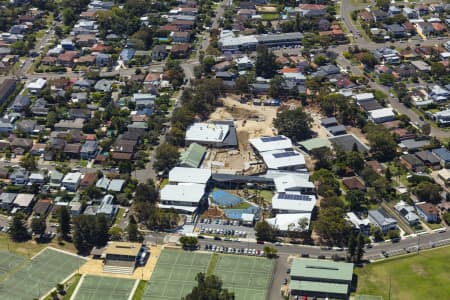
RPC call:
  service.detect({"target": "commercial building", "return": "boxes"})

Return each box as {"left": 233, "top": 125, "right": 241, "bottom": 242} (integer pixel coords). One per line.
{"left": 289, "top": 258, "right": 354, "bottom": 299}
{"left": 273, "top": 173, "right": 315, "bottom": 194}
{"left": 168, "top": 167, "right": 212, "bottom": 185}
{"left": 179, "top": 143, "right": 207, "bottom": 168}
{"left": 159, "top": 183, "right": 207, "bottom": 213}
{"left": 249, "top": 135, "right": 293, "bottom": 153}
{"left": 103, "top": 242, "right": 145, "bottom": 275}
{"left": 185, "top": 121, "right": 237, "bottom": 148}
{"left": 271, "top": 192, "right": 316, "bottom": 213}
{"left": 218, "top": 31, "right": 303, "bottom": 51}
{"left": 260, "top": 150, "right": 306, "bottom": 171}
{"left": 267, "top": 213, "right": 311, "bottom": 232}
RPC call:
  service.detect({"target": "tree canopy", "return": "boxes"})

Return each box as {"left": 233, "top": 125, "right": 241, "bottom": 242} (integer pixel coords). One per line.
{"left": 182, "top": 273, "right": 234, "bottom": 300}
{"left": 255, "top": 221, "right": 277, "bottom": 242}
{"left": 273, "top": 108, "right": 312, "bottom": 142}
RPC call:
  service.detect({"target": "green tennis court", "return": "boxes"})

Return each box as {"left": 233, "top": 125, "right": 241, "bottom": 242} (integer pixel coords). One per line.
{"left": 0, "top": 251, "right": 25, "bottom": 278}
{"left": 142, "top": 249, "right": 211, "bottom": 300}
{"left": 213, "top": 255, "right": 275, "bottom": 300}
{"left": 74, "top": 275, "right": 136, "bottom": 300}
{"left": 0, "top": 248, "right": 85, "bottom": 300}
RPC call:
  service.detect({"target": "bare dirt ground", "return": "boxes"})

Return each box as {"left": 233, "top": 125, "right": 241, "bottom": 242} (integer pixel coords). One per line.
{"left": 208, "top": 95, "right": 278, "bottom": 174}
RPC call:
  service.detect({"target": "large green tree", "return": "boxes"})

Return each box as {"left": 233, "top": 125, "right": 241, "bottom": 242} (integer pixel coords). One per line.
{"left": 153, "top": 143, "right": 180, "bottom": 173}
{"left": 273, "top": 108, "right": 312, "bottom": 142}
{"left": 9, "top": 212, "right": 30, "bottom": 242}
{"left": 59, "top": 206, "right": 71, "bottom": 241}
{"left": 414, "top": 182, "right": 442, "bottom": 204}
{"left": 255, "top": 46, "right": 278, "bottom": 78}
{"left": 314, "top": 207, "right": 352, "bottom": 247}
{"left": 31, "top": 217, "right": 46, "bottom": 236}
{"left": 365, "top": 124, "right": 397, "bottom": 162}
{"left": 182, "top": 273, "right": 234, "bottom": 300}
{"left": 127, "top": 216, "right": 141, "bottom": 242}
{"left": 255, "top": 221, "right": 277, "bottom": 242}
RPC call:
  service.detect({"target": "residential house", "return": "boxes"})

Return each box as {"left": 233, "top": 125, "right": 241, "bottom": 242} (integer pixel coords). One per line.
{"left": 416, "top": 202, "right": 439, "bottom": 223}
{"left": 368, "top": 108, "right": 395, "bottom": 124}
{"left": 62, "top": 172, "right": 82, "bottom": 192}
{"left": 119, "top": 48, "right": 135, "bottom": 64}
{"left": 57, "top": 51, "right": 79, "bottom": 67}
{"left": 432, "top": 147, "right": 450, "bottom": 168}
{"left": 152, "top": 45, "right": 168, "bottom": 60}
{"left": 69, "top": 108, "right": 91, "bottom": 120}
{"left": 26, "top": 78, "right": 46, "bottom": 94}
{"left": 416, "top": 22, "right": 433, "bottom": 36}
{"left": 298, "top": 4, "right": 326, "bottom": 17}
{"left": 433, "top": 109, "right": 450, "bottom": 126}
{"left": 11, "top": 95, "right": 31, "bottom": 112}
{"left": 13, "top": 193, "right": 35, "bottom": 212}
{"left": 10, "top": 138, "right": 33, "bottom": 155}
{"left": 415, "top": 150, "right": 441, "bottom": 170}
{"left": 342, "top": 176, "right": 366, "bottom": 191}
{"left": 63, "top": 144, "right": 81, "bottom": 159}
{"left": 95, "top": 53, "right": 111, "bottom": 67}
{"left": 54, "top": 118, "right": 84, "bottom": 131}
{"left": 33, "top": 199, "right": 53, "bottom": 217}
{"left": 170, "top": 43, "right": 191, "bottom": 58}
{"left": 400, "top": 154, "right": 426, "bottom": 172}
{"left": 111, "top": 139, "right": 136, "bottom": 161}
{"left": 394, "top": 201, "right": 420, "bottom": 225}
{"left": 80, "top": 173, "right": 97, "bottom": 189}
{"left": 388, "top": 5, "right": 402, "bottom": 16}
{"left": 368, "top": 209, "right": 397, "bottom": 233}
{"left": 80, "top": 140, "right": 99, "bottom": 160}
{"left": 49, "top": 170, "right": 64, "bottom": 189}
{"left": 346, "top": 212, "right": 371, "bottom": 235}
{"left": 10, "top": 168, "right": 30, "bottom": 185}
{"left": 372, "top": 10, "right": 389, "bottom": 22}
{"left": 0, "top": 119, "right": 13, "bottom": 133}
{"left": 386, "top": 24, "right": 405, "bottom": 37}
{"left": 94, "top": 79, "right": 113, "bottom": 92}
{"left": 0, "top": 79, "right": 17, "bottom": 106}
{"left": 0, "top": 193, "right": 17, "bottom": 210}
{"left": 28, "top": 172, "right": 46, "bottom": 185}
{"left": 430, "top": 85, "right": 449, "bottom": 103}
{"left": 403, "top": 7, "right": 418, "bottom": 19}
{"left": 171, "top": 31, "right": 191, "bottom": 43}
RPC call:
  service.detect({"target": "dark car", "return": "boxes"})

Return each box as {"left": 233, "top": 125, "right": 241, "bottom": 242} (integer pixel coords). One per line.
{"left": 256, "top": 240, "right": 264, "bottom": 244}
{"left": 214, "top": 236, "right": 222, "bottom": 241}
{"left": 301, "top": 253, "right": 309, "bottom": 258}
{"left": 318, "top": 255, "right": 326, "bottom": 259}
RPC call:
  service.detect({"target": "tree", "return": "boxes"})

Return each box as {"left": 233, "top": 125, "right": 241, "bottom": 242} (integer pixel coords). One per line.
{"left": 371, "top": 226, "right": 384, "bottom": 242}
{"left": 360, "top": 52, "right": 378, "bottom": 69}
{"left": 73, "top": 215, "right": 110, "bottom": 253}
{"left": 95, "top": 214, "right": 110, "bottom": 247}
{"left": 20, "top": 153, "right": 36, "bottom": 171}
{"left": 414, "top": 182, "right": 442, "bottom": 204}
{"left": 376, "top": 0, "right": 390, "bottom": 10}
{"left": 9, "top": 212, "right": 30, "bottom": 242}
{"left": 346, "top": 190, "right": 367, "bottom": 212}
{"left": 273, "top": 108, "right": 312, "bottom": 142}
{"left": 263, "top": 246, "right": 278, "bottom": 258}
{"left": 62, "top": 8, "right": 76, "bottom": 26}
{"left": 255, "top": 46, "right": 278, "bottom": 78}
{"left": 179, "top": 236, "right": 198, "bottom": 250}
{"left": 135, "top": 180, "right": 158, "bottom": 203}
{"left": 379, "top": 73, "right": 395, "bottom": 86}
{"left": 153, "top": 143, "right": 180, "bottom": 173}
{"left": 202, "top": 56, "right": 216, "bottom": 73}
{"left": 431, "top": 62, "right": 446, "bottom": 78}
{"left": 127, "top": 216, "right": 141, "bottom": 242}
{"left": 365, "top": 124, "right": 397, "bottom": 162}
{"left": 268, "top": 75, "right": 285, "bottom": 98}
{"left": 235, "top": 76, "right": 249, "bottom": 95}
{"left": 182, "top": 273, "right": 234, "bottom": 300}
{"left": 356, "top": 233, "right": 365, "bottom": 261}
{"left": 421, "top": 123, "right": 431, "bottom": 136}
{"left": 313, "top": 207, "right": 352, "bottom": 246}
{"left": 46, "top": 111, "right": 58, "bottom": 128}
{"left": 59, "top": 206, "right": 71, "bottom": 241}
{"left": 347, "top": 232, "right": 356, "bottom": 261}
{"left": 387, "top": 229, "right": 400, "bottom": 240}
{"left": 255, "top": 221, "right": 276, "bottom": 242}
{"left": 31, "top": 217, "right": 46, "bottom": 236}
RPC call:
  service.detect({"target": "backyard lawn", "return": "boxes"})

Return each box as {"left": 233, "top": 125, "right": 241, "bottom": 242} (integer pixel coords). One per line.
{"left": 355, "top": 246, "right": 450, "bottom": 300}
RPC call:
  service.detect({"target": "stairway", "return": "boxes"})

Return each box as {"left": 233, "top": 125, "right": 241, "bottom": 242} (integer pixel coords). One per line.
{"left": 102, "top": 265, "right": 134, "bottom": 275}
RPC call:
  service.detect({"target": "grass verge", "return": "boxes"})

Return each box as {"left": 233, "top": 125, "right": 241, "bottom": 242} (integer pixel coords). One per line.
{"left": 114, "top": 208, "right": 125, "bottom": 225}
{"left": 206, "top": 253, "right": 218, "bottom": 276}
{"left": 132, "top": 280, "right": 148, "bottom": 300}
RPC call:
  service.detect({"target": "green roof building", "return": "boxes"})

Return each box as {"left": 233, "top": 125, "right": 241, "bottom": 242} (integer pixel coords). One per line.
{"left": 289, "top": 258, "right": 354, "bottom": 299}
{"left": 179, "top": 143, "right": 207, "bottom": 168}
{"left": 298, "top": 138, "right": 331, "bottom": 153}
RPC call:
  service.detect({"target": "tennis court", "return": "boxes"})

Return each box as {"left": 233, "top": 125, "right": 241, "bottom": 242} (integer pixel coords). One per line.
{"left": 74, "top": 275, "right": 136, "bottom": 300}
{"left": 0, "top": 248, "right": 85, "bottom": 300}
{"left": 213, "top": 255, "right": 275, "bottom": 300}
{"left": 0, "top": 251, "right": 25, "bottom": 278}
{"left": 142, "top": 249, "right": 211, "bottom": 300}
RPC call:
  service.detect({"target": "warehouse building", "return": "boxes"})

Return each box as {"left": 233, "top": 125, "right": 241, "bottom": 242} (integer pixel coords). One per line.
{"left": 289, "top": 258, "right": 354, "bottom": 299}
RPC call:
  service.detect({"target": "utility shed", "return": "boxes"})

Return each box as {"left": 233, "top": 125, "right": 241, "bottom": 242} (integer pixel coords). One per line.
{"left": 289, "top": 258, "right": 354, "bottom": 299}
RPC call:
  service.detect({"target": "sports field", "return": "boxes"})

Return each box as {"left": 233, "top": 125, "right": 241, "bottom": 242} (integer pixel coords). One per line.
{"left": 0, "top": 248, "right": 85, "bottom": 300}
{"left": 213, "top": 255, "right": 275, "bottom": 300}
{"left": 0, "top": 251, "right": 25, "bottom": 278}
{"left": 73, "top": 275, "right": 136, "bottom": 300}
{"left": 142, "top": 249, "right": 211, "bottom": 300}
{"left": 355, "top": 246, "right": 450, "bottom": 300}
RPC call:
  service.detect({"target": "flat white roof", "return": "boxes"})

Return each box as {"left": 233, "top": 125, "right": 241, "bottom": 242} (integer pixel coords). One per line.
{"left": 160, "top": 183, "right": 205, "bottom": 203}
{"left": 267, "top": 213, "right": 311, "bottom": 231}
{"left": 346, "top": 212, "right": 370, "bottom": 227}
{"left": 355, "top": 93, "right": 374, "bottom": 102}
{"left": 13, "top": 193, "right": 34, "bottom": 207}
{"left": 249, "top": 135, "right": 293, "bottom": 153}
{"left": 185, "top": 123, "right": 230, "bottom": 143}
{"left": 62, "top": 172, "right": 82, "bottom": 183}
{"left": 273, "top": 173, "right": 314, "bottom": 192}
{"left": 272, "top": 192, "right": 316, "bottom": 213}
{"left": 261, "top": 150, "right": 305, "bottom": 170}
{"left": 169, "top": 167, "right": 212, "bottom": 184}
{"left": 368, "top": 107, "right": 395, "bottom": 119}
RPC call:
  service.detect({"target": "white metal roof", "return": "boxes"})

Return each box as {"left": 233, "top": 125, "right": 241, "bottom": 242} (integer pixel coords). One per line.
{"left": 249, "top": 135, "right": 293, "bottom": 153}
{"left": 26, "top": 78, "right": 46, "bottom": 90}
{"left": 261, "top": 150, "right": 305, "bottom": 170}
{"left": 274, "top": 173, "right": 314, "bottom": 192}
{"left": 271, "top": 192, "right": 316, "bottom": 213}
{"left": 355, "top": 93, "right": 374, "bottom": 102}
{"left": 160, "top": 183, "right": 205, "bottom": 203}
{"left": 13, "top": 193, "right": 34, "bottom": 207}
{"left": 368, "top": 107, "right": 395, "bottom": 119}
{"left": 185, "top": 123, "right": 230, "bottom": 143}
{"left": 62, "top": 172, "right": 82, "bottom": 184}
{"left": 267, "top": 213, "right": 311, "bottom": 231}
{"left": 169, "top": 167, "right": 212, "bottom": 184}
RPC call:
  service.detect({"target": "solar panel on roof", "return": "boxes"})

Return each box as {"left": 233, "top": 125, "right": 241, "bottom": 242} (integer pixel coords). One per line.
{"left": 261, "top": 136, "right": 286, "bottom": 142}
{"left": 278, "top": 193, "right": 312, "bottom": 201}
{"left": 273, "top": 151, "right": 299, "bottom": 158}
